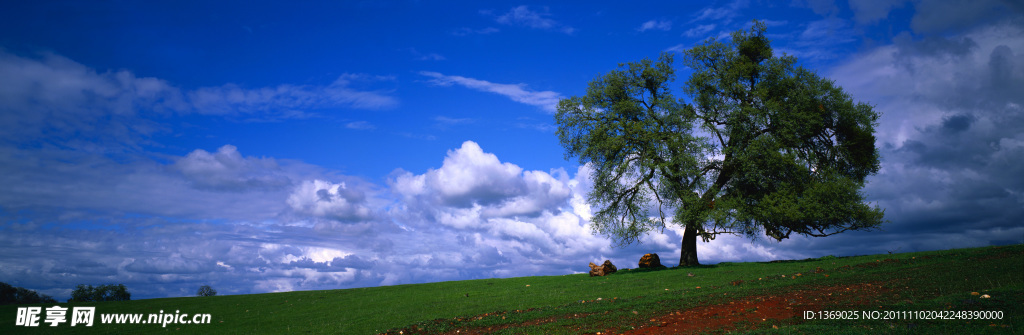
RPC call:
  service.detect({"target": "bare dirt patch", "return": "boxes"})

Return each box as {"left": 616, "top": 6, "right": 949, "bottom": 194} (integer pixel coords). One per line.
{"left": 399, "top": 281, "right": 897, "bottom": 335}
{"left": 621, "top": 282, "right": 894, "bottom": 335}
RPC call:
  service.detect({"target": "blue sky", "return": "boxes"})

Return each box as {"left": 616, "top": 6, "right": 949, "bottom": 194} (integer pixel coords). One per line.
{"left": 1, "top": 0, "right": 1022, "bottom": 300}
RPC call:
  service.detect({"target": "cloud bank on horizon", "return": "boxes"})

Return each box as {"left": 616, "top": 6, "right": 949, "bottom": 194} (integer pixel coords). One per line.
{"left": 0, "top": 0, "right": 1021, "bottom": 300}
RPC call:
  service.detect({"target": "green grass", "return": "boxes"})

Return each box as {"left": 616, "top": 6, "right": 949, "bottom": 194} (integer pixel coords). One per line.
{"left": 2, "top": 244, "right": 1021, "bottom": 334}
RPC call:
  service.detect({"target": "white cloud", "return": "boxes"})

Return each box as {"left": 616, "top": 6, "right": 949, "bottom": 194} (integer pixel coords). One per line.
{"left": 433, "top": 116, "right": 474, "bottom": 125}
{"left": 665, "top": 44, "right": 688, "bottom": 54}
{"left": 345, "top": 121, "right": 376, "bottom": 130}
{"left": 408, "top": 48, "right": 446, "bottom": 61}
{"left": 387, "top": 141, "right": 612, "bottom": 267}
{"left": 8, "top": 133, "right": 1019, "bottom": 301}
{"left": 683, "top": 24, "right": 716, "bottom": 38}
{"left": 189, "top": 74, "right": 398, "bottom": 115}
{"left": 491, "top": 5, "right": 575, "bottom": 34}
{"left": 799, "top": 18, "right": 856, "bottom": 44}
{"left": 638, "top": 19, "right": 672, "bottom": 32}
{"left": 392, "top": 141, "right": 526, "bottom": 207}
{"left": 419, "top": 71, "right": 563, "bottom": 112}
{"left": 691, "top": 0, "right": 746, "bottom": 23}
{"left": 692, "top": 7, "right": 733, "bottom": 22}
{"left": 0, "top": 51, "right": 186, "bottom": 117}
{"left": 0, "top": 50, "right": 398, "bottom": 148}
{"left": 419, "top": 53, "right": 446, "bottom": 61}
{"left": 287, "top": 179, "right": 375, "bottom": 223}
{"left": 0, "top": 51, "right": 183, "bottom": 148}
{"left": 827, "top": 21, "right": 1024, "bottom": 251}
{"left": 452, "top": 27, "right": 500, "bottom": 36}
{"left": 830, "top": 23, "right": 1024, "bottom": 147}
{"left": 175, "top": 145, "right": 292, "bottom": 191}
{"left": 514, "top": 121, "right": 556, "bottom": 133}
{"left": 759, "top": 19, "right": 789, "bottom": 27}
{"left": 0, "top": 146, "right": 295, "bottom": 222}
{"left": 778, "top": 18, "right": 858, "bottom": 61}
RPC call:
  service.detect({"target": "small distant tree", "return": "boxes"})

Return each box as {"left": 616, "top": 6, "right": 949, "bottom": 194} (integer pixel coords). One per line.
{"left": 68, "top": 284, "right": 131, "bottom": 302}
{"left": 197, "top": 285, "right": 217, "bottom": 297}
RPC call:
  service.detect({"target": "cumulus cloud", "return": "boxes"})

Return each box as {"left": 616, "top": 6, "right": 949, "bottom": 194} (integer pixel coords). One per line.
{"left": 175, "top": 145, "right": 292, "bottom": 191}
{"left": 827, "top": 21, "right": 1024, "bottom": 249}
{"left": 388, "top": 142, "right": 575, "bottom": 222}
{"left": 419, "top": 71, "right": 563, "bottom": 112}
{"left": 392, "top": 141, "right": 527, "bottom": 209}
{"left": 388, "top": 141, "right": 613, "bottom": 269}
{"left": 287, "top": 179, "right": 375, "bottom": 223}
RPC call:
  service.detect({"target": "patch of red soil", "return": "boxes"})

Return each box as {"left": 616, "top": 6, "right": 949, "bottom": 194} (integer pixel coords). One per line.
{"left": 383, "top": 276, "right": 903, "bottom": 334}
{"left": 621, "top": 282, "right": 892, "bottom": 335}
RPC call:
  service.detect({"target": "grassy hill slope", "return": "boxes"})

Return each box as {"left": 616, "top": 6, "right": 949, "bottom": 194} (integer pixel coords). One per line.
{"left": 2, "top": 244, "right": 1021, "bottom": 334}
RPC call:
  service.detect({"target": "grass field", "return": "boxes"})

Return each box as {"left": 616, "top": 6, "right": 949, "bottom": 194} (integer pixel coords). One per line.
{"left": 2, "top": 244, "right": 1021, "bottom": 334}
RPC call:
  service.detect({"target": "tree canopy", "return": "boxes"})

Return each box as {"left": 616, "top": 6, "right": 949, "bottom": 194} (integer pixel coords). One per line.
{"left": 555, "top": 21, "right": 885, "bottom": 266}
{"left": 197, "top": 285, "right": 217, "bottom": 297}
{"left": 68, "top": 284, "right": 131, "bottom": 302}
{"left": 0, "top": 282, "right": 57, "bottom": 305}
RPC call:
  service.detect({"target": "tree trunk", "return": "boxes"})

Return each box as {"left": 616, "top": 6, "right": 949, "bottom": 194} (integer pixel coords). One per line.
{"left": 679, "top": 223, "right": 700, "bottom": 266}
{"left": 677, "top": 160, "right": 730, "bottom": 267}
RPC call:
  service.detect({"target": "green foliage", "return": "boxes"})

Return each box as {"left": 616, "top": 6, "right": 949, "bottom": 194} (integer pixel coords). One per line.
{"left": 197, "top": 285, "right": 217, "bottom": 297}
{"left": 0, "top": 282, "right": 57, "bottom": 305}
{"left": 555, "top": 20, "right": 885, "bottom": 262}
{"left": 68, "top": 284, "right": 131, "bottom": 302}
{"left": 556, "top": 51, "right": 710, "bottom": 246}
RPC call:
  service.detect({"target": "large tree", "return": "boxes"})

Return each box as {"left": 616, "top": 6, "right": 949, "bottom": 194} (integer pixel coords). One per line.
{"left": 555, "top": 21, "right": 885, "bottom": 266}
